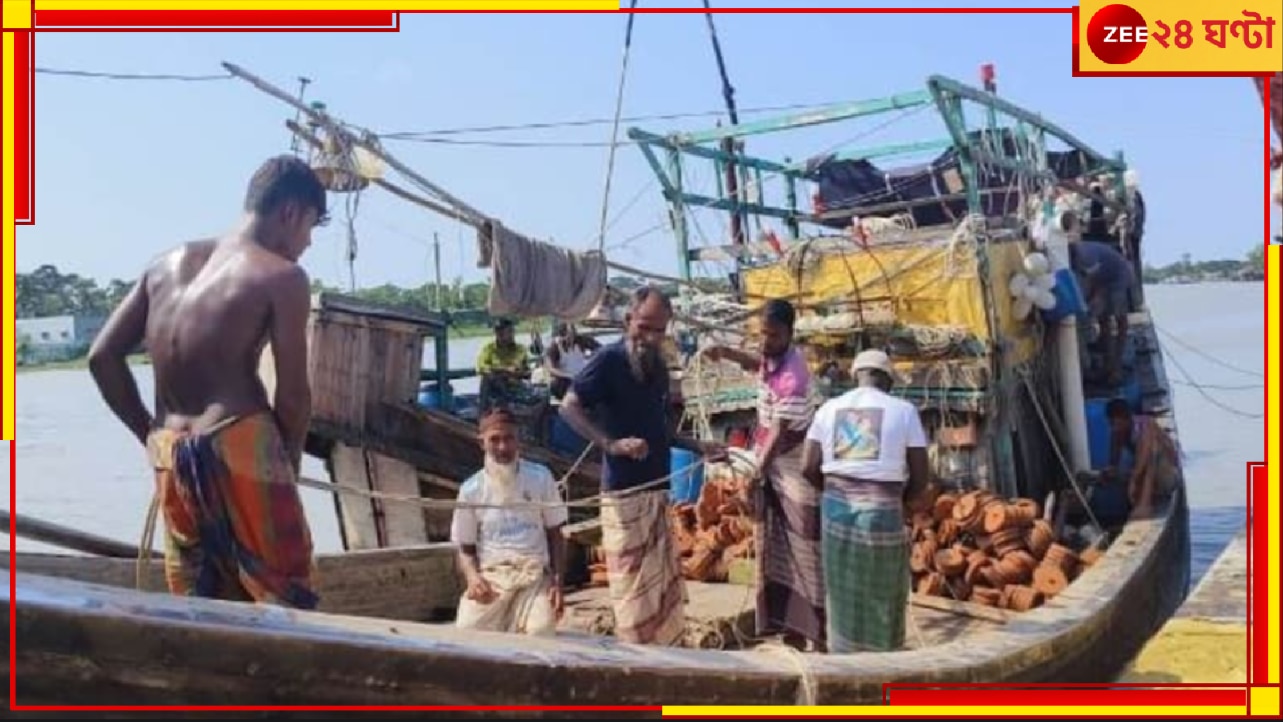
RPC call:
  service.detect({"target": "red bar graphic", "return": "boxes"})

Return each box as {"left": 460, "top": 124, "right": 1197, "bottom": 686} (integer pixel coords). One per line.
{"left": 887, "top": 688, "right": 1247, "bottom": 706}
{"left": 1251, "top": 464, "right": 1267, "bottom": 683}
{"left": 34, "top": 10, "right": 397, "bottom": 28}
{"left": 13, "top": 31, "right": 32, "bottom": 224}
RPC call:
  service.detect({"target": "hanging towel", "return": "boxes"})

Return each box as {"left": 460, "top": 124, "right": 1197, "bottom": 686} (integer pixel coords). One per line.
{"left": 478, "top": 219, "right": 608, "bottom": 320}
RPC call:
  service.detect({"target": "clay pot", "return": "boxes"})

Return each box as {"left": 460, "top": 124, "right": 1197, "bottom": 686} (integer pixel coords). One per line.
{"left": 1044, "top": 543, "right": 1081, "bottom": 576}
{"left": 971, "top": 586, "right": 1002, "bottom": 607}
{"left": 967, "top": 549, "right": 988, "bottom": 568}
{"left": 918, "top": 572, "right": 946, "bottom": 596}
{"left": 910, "top": 544, "right": 931, "bottom": 574}
{"left": 938, "top": 518, "right": 960, "bottom": 546}
{"left": 982, "top": 563, "right": 1010, "bottom": 588}
{"left": 1015, "top": 498, "right": 1041, "bottom": 519}
{"left": 935, "top": 548, "right": 967, "bottom": 576}
{"left": 989, "top": 528, "right": 1026, "bottom": 557}
{"left": 1033, "top": 564, "right": 1069, "bottom": 597}
{"left": 996, "top": 554, "right": 1033, "bottom": 585}
{"left": 1081, "top": 547, "right": 1103, "bottom": 567}
{"left": 1026, "top": 519, "right": 1054, "bottom": 559}
{"left": 952, "top": 492, "right": 984, "bottom": 532}
{"left": 965, "top": 558, "right": 991, "bottom": 585}
{"left": 1003, "top": 550, "right": 1038, "bottom": 577}
{"left": 920, "top": 538, "right": 940, "bottom": 562}
{"left": 1004, "top": 584, "right": 1045, "bottom": 612}
{"left": 983, "top": 502, "right": 1037, "bottom": 534}
{"left": 933, "top": 493, "right": 957, "bottom": 522}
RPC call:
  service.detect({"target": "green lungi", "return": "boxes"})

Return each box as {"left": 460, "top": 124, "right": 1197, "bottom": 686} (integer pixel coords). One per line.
{"left": 821, "top": 474, "right": 910, "bottom": 653}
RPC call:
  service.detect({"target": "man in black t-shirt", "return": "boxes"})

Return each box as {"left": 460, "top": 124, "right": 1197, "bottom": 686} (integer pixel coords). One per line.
{"left": 559, "top": 285, "right": 724, "bottom": 645}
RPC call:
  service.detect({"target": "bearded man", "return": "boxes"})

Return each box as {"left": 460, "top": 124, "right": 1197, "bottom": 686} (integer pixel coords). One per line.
{"left": 450, "top": 408, "right": 568, "bottom": 636}
{"left": 559, "top": 285, "right": 726, "bottom": 646}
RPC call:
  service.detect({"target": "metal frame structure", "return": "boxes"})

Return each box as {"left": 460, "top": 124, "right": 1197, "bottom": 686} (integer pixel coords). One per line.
{"left": 627, "top": 72, "right": 1132, "bottom": 285}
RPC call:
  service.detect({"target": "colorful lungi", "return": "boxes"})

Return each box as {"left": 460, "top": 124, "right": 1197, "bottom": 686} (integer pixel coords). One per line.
{"left": 821, "top": 475, "right": 910, "bottom": 653}
{"left": 599, "top": 488, "right": 687, "bottom": 645}
{"left": 754, "top": 443, "right": 826, "bottom": 646}
{"left": 146, "top": 413, "right": 318, "bottom": 609}
{"left": 455, "top": 557, "right": 556, "bottom": 636}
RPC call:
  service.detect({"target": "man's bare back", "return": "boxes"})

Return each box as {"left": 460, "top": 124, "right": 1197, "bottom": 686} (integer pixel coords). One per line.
{"left": 90, "top": 154, "right": 324, "bottom": 470}
{"left": 145, "top": 237, "right": 308, "bottom": 433}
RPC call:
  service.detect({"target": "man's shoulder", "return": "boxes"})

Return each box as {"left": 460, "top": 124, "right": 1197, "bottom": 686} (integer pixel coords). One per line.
{"left": 458, "top": 470, "right": 485, "bottom": 499}
{"left": 518, "top": 459, "right": 558, "bottom": 487}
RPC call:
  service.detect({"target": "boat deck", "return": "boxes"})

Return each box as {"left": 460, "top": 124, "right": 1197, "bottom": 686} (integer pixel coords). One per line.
{"left": 558, "top": 580, "right": 1005, "bottom": 650}
{"left": 1117, "top": 528, "right": 1248, "bottom": 684}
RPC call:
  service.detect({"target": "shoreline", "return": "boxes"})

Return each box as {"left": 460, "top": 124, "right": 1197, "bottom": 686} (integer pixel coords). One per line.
{"left": 15, "top": 325, "right": 504, "bottom": 375}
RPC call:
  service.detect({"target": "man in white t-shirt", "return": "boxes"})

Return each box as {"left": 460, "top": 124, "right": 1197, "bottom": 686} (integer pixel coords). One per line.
{"left": 450, "top": 408, "right": 569, "bottom": 636}
{"left": 802, "top": 349, "right": 930, "bottom": 653}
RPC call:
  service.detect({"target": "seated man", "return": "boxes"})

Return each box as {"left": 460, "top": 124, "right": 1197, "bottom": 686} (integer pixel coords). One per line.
{"left": 544, "top": 322, "right": 600, "bottom": 401}
{"left": 476, "top": 318, "right": 530, "bottom": 412}
{"left": 1104, "top": 398, "right": 1182, "bottom": 519}
{"left": 450, "top": 409, "right": 568, "bottom": 636}
{"left": 1069, "top": 241, "right": 1136, "bottom": 386}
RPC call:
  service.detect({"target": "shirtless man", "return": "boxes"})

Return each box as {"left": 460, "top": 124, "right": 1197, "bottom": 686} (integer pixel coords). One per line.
{"left": 88, "top": 155, "right": 327, "bottom": 609}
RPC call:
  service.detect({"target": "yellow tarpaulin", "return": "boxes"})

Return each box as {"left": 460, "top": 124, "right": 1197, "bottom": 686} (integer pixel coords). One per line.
{"left": 740, "top": 237, "right": 1039, "bottom": 365}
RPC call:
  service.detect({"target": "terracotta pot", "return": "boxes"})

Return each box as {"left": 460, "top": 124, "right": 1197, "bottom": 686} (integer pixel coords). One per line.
{"left": 1026, "top": 519, "right": 1054, "bottom": 559}
{"left": 935, "top": 548, "right": 967, "bottom": 576}
{"left": 910, "top": 544, "right": 931, "bottom": 574}
{"left": 1033, "top": 563, "right": 1069, "bottom": 597}
{"left": 1081, "top": 546, "right": 1103, "bottom": 567}
{"left": 918, "top": 572, "right": 946, "bottom": 596}
{"left": 1015, "top": 498, "right": 1040, "bottom": 519}
{"left": 1044, "top": 543, "right": 1081, "bottom": 576}
{"left": 1004, "top": 550, "right": 1038, "bottom": 577}
{"left": 933, "top": 493, "right": 957, "bottom": 522}
{"left": 938, "top": 518, "right": 960, "bottom": 546}
{"left": 971, "top": 586, "right": 1002, "bottom": 607}
{"left": 1005, "top": 584, "right": 1045, "bottom": 612}
{"left": 965, "top": 558, "right": 991, "bottom": 585}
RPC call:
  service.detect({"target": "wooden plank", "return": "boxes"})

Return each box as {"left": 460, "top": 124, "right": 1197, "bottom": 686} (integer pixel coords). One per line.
{"left": 369, "top": 453, "right": 430, "bottom": 547}
{"left": 330, "top": 443, "right": 381, "bottom": 550}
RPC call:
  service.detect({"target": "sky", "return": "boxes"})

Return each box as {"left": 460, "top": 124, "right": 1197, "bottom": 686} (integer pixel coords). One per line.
{"left": 20, "top": 3, "right": 1276, "bottom": 293}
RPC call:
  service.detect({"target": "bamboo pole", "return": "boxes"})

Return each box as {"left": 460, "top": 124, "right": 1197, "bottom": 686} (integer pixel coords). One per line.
{"left": 2, "top": 509, "right": 160, "bottom": 559}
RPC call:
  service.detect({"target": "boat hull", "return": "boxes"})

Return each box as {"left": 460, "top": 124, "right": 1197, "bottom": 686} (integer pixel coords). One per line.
{"left": 2, "top": 490, "right": 1189, "bottom": 708}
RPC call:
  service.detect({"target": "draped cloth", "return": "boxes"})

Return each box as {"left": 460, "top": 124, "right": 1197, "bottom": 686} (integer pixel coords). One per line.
{"left": 478, "top": 219, "right": 608, "bottom": 319}
{"left": 146, "top": 413, "right": 317, "bottom": 608}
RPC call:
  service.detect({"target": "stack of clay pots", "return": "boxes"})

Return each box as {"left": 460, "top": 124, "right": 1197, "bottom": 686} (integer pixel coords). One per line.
{"left": 909, "top": 487, "right": 1100, "bottom": 612}
{"left": 587, "top": 464, "right": 756, "bottom": 587}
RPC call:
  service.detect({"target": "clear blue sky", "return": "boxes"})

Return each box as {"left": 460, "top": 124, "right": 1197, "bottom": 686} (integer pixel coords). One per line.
{"left": 20, "top": 4, "right": 1274, "bottom": 292}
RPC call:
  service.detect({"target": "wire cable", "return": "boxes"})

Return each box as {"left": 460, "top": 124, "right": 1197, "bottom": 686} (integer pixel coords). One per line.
{"left": 35, "top": 66, "right": 232, "bottom": 82}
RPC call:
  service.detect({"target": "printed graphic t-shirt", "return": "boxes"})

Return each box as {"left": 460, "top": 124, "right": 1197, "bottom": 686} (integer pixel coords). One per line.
{"left": 449, "top": 459, "right": 569, "bottom": 569}
{"left": 805, "top": 386, "right": 927, "bottom": 483}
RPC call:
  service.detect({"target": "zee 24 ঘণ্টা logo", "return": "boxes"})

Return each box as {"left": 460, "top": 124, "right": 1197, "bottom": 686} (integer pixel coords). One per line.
{"left": 1085, "top": 3, "right": 1276, "bottom": 64}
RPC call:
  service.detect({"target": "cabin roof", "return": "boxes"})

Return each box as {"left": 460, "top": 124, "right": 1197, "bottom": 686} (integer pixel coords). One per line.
{"left": 312, "top": 291, "right": 450, "bottom": 333}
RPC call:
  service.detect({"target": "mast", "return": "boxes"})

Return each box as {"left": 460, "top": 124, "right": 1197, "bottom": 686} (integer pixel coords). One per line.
{"left": 700, "top": 1, "right": 746, "bottom": 298}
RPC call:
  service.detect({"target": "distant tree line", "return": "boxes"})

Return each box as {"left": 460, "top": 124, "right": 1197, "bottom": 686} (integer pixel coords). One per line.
{"left": 1141, "top": 244, "right": 1264, "bottom": 283}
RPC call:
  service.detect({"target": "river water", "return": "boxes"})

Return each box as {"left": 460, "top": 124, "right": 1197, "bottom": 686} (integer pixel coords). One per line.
{"left": 2, "top": 282, "right": 1261, "bottom": 588}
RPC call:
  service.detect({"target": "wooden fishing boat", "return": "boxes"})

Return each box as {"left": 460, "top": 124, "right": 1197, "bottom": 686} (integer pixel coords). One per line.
{"left": 4, "top": 67, "right": 1192, "bottom": 708}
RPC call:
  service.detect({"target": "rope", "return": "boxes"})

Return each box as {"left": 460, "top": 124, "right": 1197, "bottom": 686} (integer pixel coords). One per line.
{"left": 1017, "top": 371, "right": 1103, "bottom": 532}
{"left": 1155, "top": 324, "right": 1264, "bottom": 379}
{"left": 135, "top": 491, "right": 161, "bottom": 591}
{"left": 1158, "top": 338, "right": 1263, "bottom": 420}
{"left": 594, "top": 0, "right": 640, "bottom": 253}
{"left": 754, "top": 643, "right": 819, "bottom": 706}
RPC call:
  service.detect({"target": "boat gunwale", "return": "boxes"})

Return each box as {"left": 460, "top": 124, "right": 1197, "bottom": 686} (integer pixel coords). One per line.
{"left": 4, "top": 490, "right": 1183, "bottom": 704}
